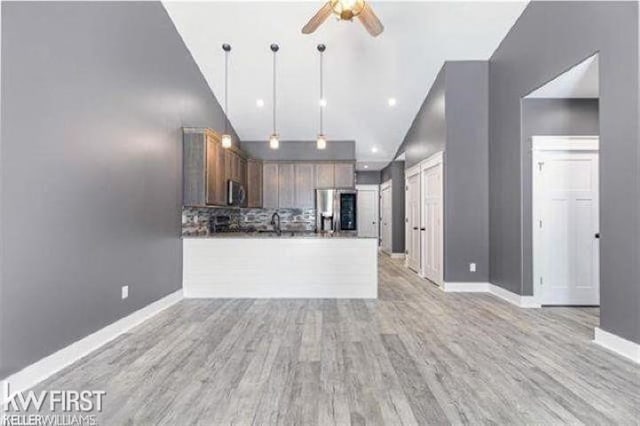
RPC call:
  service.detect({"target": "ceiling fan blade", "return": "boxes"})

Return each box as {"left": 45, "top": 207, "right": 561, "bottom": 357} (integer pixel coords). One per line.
{"left": 358, "top": 3, "right": 384, "bottom": 37}
{"left": 302, "top": 1, "right": 334, "bottom": 34}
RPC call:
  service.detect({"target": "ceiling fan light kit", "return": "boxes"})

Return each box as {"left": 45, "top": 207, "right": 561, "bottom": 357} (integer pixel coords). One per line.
{"left": 302, "top": 0, "right": 384, "bottom": 37}
{"left": 221, "top": 43, "right": 233, "bottom": 149}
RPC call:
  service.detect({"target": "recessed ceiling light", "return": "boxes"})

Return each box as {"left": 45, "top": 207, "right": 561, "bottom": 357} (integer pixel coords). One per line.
{"left": 388, "top": 98, "right": 397, "bottom": 107}
{"left": 319, "top": 98, "right": 327, "bottom": 107}
{"left": 371, "top": 147, "right": 378, "bottom": 153}
{"left": 364, "top": 165, "right": 369, "bottom": 169}
{"left": 256, "top": 99, "right": 264, "bottom": 108}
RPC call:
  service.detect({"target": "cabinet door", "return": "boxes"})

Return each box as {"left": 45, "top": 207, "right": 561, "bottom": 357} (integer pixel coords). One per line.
{"left": 233, "top": 154, "right": 241, "bottom": 182}
{"left": 224, "top": 150, "right": 232, "bottom": 183}
{"left": 294, "top": 163, "right": 315, "bottom": 208}
{"left": 278, "top": 163, "right": 295, "bottom": 208}
{"left": 334, "top": 163, "right": 355, "bottom": 188}
{"left": 315, "top": 163, "right": 334, "bottom": 189}
{"left": 262, "top": 163, "right": 279, "bottom": 208}
{"left": 247, "top": 159, "right": 263, "bottom": 208}
{"left": 206, "top": 134, "right": 226, "bottom": 205}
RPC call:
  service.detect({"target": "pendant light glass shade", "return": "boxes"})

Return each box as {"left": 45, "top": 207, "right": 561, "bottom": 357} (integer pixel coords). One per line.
{"left": 269, "top": 134, "right": 280, "bottom": 149}
{"left": 316, "top": 134, "right": 326, "bottom": 150}
{"left": 269, "top": 44, "right": 280, "bottom": 150}
{"left": 221, "top": 43, "right": 232, "bottom": 149}
{"left": 221, "top": 134, "right": 232, "bottom": 149}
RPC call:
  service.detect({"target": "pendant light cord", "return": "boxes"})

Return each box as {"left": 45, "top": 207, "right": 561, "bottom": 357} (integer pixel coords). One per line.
{"left": 224, "top": 48, "right": 229, "bottom": 135}
{"left": 272, "top": 50, "right": 277, "bottom": 135}
{"left": 319, "top": 49, "right": 324, "bottom": 135}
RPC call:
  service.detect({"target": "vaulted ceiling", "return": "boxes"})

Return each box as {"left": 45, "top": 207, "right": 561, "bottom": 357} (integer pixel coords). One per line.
{"left": 164, "top": 1, "right": 527, "bottom": 169}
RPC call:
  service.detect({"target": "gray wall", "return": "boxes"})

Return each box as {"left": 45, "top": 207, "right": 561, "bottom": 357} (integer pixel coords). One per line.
{"left": 443, "top": 62, "right": 489, "bottom": 282}
{"left": 395, "top": 61, "right": 489, "bottom": 283}
{"left": 241, "top": 140, "right": 355, "bottom": 161}
{"left": 355, "top": 171, "right": 381, "bottom": 185}
{"left": 521, "top": 98, "right": 599, "bottom": 294}
{"left": 489, "top": 1, "right": 639, "bottom": 343}
{"left": 396, "top": 67, "right": 446, "bottom": 168}
{"left": 0, "top": 1, "right": 237, "bottom": 378}
{"left": 381, "top": 161, "right": 405, "bottom": 253}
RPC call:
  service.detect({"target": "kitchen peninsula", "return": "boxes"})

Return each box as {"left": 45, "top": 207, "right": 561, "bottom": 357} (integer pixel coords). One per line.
{"left": 182, "top": 232, "right": 378, "bottom": 298}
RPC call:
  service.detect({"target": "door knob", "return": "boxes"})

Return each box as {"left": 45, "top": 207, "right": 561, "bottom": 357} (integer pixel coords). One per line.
{"left": 595, "top": 233, "right": 600, "bottom": 239}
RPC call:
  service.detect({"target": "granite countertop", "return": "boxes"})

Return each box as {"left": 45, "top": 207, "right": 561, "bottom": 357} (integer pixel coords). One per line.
{"left": 182, "top": 231, "right": 376, "bottom": 239}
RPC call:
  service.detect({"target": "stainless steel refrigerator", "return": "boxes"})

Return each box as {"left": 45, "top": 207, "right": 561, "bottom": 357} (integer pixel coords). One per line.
{"left": 315, "top": 189, "right": 357, "bottom": 233}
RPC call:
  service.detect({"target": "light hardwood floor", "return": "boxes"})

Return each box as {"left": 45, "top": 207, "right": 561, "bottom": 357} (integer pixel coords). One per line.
{"left": 32, "top": 255, "right": 639, "bottom": 425}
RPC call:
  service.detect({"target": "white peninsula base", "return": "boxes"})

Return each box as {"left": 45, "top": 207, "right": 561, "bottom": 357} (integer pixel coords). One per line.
{"left": 183, "top": 237, "right": 378, "bottom": 298}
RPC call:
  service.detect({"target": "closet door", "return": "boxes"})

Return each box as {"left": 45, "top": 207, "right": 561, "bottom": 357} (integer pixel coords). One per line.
{"left": 421, "top": 162, "right": 443, "bottom": 286}
{"left": 380, "top": 183, "right": 393, "bottom": 253}
{"left": 407, "top": 173, "right": 421, "bottom": 272}
{"left": 357, "top": 189, "right": 379, "bottom": 238}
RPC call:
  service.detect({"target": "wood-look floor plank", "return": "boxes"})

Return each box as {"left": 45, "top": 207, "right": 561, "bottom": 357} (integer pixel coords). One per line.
{"left": 26, "top": 255, "right": 639, "bottom": 425}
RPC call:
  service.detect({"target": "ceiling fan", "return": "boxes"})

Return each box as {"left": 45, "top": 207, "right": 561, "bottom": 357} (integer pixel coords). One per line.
{"left": 302, "top": 0, "right": 384, "bottom": 37}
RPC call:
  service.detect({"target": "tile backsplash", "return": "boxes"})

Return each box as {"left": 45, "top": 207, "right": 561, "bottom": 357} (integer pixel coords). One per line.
{"left": 182, "top": 206, "right": 316, "bottom": 236}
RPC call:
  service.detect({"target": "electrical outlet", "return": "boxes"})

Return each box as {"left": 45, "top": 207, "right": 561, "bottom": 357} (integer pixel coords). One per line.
{"left": 469, "top": 263, "right": 476, "bottom": 272}
{"left": 121, "top": 285, "right": 129, "bottom": 300}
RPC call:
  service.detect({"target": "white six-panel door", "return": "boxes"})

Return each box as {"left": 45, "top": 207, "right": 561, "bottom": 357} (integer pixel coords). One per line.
{"left": 357, "top": 187, "right": 380, "bottom": 239}
{"left": 407, "top": 173, "right": 421, "bottom": 272}
{"left": 421, "top": 161, "right": 443, "bottom": 286}
{"left": 380, "top": 181, "right": 393, "bottom": 254}
{"left": 533, "top": 137, "right": 599, "bottom": 305}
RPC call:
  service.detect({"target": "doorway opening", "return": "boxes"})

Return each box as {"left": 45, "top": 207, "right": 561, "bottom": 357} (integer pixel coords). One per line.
{"left": 524, "top": 53, "right": 600, "bottom": 307}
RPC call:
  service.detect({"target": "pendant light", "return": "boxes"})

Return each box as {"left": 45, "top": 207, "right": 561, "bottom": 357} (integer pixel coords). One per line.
{"left": 316, "top": 44, "right": 327, "bottom": 150}
{"left": 221, "top": 43, "right": 232, "bottom": 149}
{"left": 269, "top": 43, "right": 280, "bottom": 149}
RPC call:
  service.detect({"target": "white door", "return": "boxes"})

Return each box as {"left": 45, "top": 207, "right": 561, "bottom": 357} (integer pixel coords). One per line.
{"left": 421, "top": 162, "right": 443, "bottom": 285}
{"left": 534, "top": 147, "right": 599, "bottom": 305}
{"left": 357, "top": 189, "right": 379, "bottom": 238}
{"left": 407, "top": 173, "right": 421, "bottom": 272}
{"left": 380, "top": 183, "right": 392, "bottom": 253}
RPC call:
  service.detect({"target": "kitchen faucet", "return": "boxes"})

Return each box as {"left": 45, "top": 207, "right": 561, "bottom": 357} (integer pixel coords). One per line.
{"left": 270, "top": 212, "right": 281, "bottom": 236}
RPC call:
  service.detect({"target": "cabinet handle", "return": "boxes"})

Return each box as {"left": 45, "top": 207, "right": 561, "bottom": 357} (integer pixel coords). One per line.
{"left": 413, "top": 227, "right": 418, "bottom": 230}
{"left": 420, "top": 228, "right": 426, "bottom": 231}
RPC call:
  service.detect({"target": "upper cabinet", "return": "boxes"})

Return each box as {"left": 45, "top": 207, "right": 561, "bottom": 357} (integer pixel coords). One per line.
{"left": 334, "top": 162, "right": 355, "bottom": 188}
{"left": 262, "top": 161, "right": 355, "bottom": 209}
{"left": 294, "top": 163, "right": 315, "bottom": 208}
{"left": 182, "top": 128, "right": 250, "bottom": 207}
{"left": 247, "top": 159, "right": 263, "bottom": 208}
{"left": 262, "top": 163, "right": 279, "bottom": 209}
{"left": 315, "top": 163, "right": 335, "bottom": 189}
{"left": 277, "top": 163, "right": 295, "bottom": 208}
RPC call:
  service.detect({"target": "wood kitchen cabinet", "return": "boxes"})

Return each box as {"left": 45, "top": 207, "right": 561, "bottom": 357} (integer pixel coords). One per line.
{"left": 183, "top": 127, "right": 251, "bottom": 207}
{"left": 294, "top": 163, "right": 315, "bottom": 208}
{"left": 206, "top": 132, "right": 226, "bottom": 205}
{"left": 262, "top": 163, "right": 279, "bottom": 208}
{"left": 334, "top": 162, "right": 355, "bottom": 188}
{"left": 315, "top": 163, "right": 334, "bottom": 189}
{"left": 247, "top": 159, "right": 263, "bottom": 208}
{"left": 278, "top": 163, "right": 295, "bottom": 208}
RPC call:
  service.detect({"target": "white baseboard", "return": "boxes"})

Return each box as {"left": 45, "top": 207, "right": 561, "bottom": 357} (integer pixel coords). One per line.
{"left": 443, "top": 282, "right": 490, "bottom": 292}
{"left": 1, "top": 289, "right": 183, "bottom": 395}
{"left": 594, "top": 327, "right": 640, "bottom": 363}
{"left": 488, "top": 284, "right": 541, "bottom": 308}
{"left": 441, "top": 281, "right": 540, "bottom": 308}
{"left": 390, "top": 253, "right": 405, "bottom": 259}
